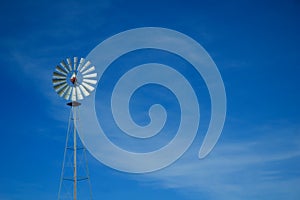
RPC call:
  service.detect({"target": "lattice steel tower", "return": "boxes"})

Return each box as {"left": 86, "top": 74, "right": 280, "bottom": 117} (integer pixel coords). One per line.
{"left": 52, "top": 57, "right": 98, "bottom": 200}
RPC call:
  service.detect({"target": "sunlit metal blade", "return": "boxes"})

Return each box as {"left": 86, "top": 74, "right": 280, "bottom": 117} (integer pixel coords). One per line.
{"left": 52, "top": 79, "right": 66, "bottom": 85}
{"left": 60, "top": 60, "right": 71, "bottom": 73}
{"left": 79, "top": 85, "right": 90, "bottom": 96}
{"left": 83, "top": 79, "right": 97, "bottom": 85}
{"left": 83, "top": 73, "right": 97, "bottom": 79}
{"left": 58, "top": 84, "right": 69, "bottom": 97}
{"left": 55, "top": 65, "right": 68, "bottom": 76}
{"left": 77, "top": 58, "right": 85, "bottom": 72}
{"left": 52, "top": 77, "right": 66, "bottom": 81}
{"left": 79, "top": 61, "right": 91, "bottom": 73}
{"left": 63, "top": 86, "right": 72, "bottom": 100}
{"left": 53, "top": 71, "right": 66, "bottom": 79}
{"left": 66, "top": 58, "right": 72, "bottom": 72}
{"left": 71, "top": 87, "right": 77, "bottom": 101}
{"left": 53, "top": 81, "right": 67, "bottom": 92}
{"left": 73, "top": 57, "right": 78, "bottom": 71}
{"left": 81, "top": 82, "right": 95, "bottom": 92}
{"left": 53, "top": 82, "right": 67, "bottom": 92}
{"left": 76, "top": 86, "right": 84, "bottom": 100}
{"left": 82, "top": 66, "right": 95, "bottom": 75}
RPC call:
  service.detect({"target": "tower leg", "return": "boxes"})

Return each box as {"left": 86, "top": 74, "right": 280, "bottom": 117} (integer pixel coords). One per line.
{"left": 58, "top": 102, "right": 92, "bottom": 200}
{"left": 73, "top": 106, "right": 77, "bottom": 200}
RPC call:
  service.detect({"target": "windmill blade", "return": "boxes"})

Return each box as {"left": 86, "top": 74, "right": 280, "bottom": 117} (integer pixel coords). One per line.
{"left": 66, "top": 58, "right": 72, "bottom": 72}
{"left": 60, "top": 60, "right": 71, "bottom": 73}
{"left": 52, "top": 79, "right": 67, "bottom": 85}
{"left": 76, "top": 86, "right": 84, "bottom": 100}
{"left": 55, "top": 65, "right": 68, "bottom": 76}
{"left": 71, "top": 87, "right": 77, "bottom": 101}
{"left": 79, "top": 85, "right": 90, "bottom": 97}
{"left": 73, "top": 57, "right": 78, "bottom": 71}
{"left": 82, "top": 66, "right": 95, "bottom": 75}
{"left": 83, "top": 78, "right": 97, "bottom": 85}
{"left": 77, "top": 58, "right": 85, "bottom": 72}
{"left": 63, "top": 86, "right": 73, "bottom": 100}
{"left": 53, "top": 71, "right": 67, "bottom": 79}
{"left": 58, "top": 84, "right": 69, "bottom": 97}
{"left": 82, "top": 82, "right": 95, "bottom": 92}
{"left": 79, "top": 61, "right": 91, "bottom": 73}
{"left": 52, "top": 76, "right": 66, "bottom": 80}
{"left": 83, "top": 73, "right": 97, "bottom": 79}
{"left": 53, "top": 82, "right": 67, "bottom": 92}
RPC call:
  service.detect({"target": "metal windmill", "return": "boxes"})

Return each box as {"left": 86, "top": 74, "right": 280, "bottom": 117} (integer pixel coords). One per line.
{"left": 52, "top": 57, "right": 97, "bottom": 200}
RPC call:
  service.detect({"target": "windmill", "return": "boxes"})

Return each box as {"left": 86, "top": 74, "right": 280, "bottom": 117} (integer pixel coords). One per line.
{"left": 52, "top": 57, "right": 97, "bottom": 200}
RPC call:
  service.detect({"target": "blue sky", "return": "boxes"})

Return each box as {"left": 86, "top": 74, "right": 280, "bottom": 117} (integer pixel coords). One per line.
{"left": 1, "top": 0, "right": 300, "bottom": 199}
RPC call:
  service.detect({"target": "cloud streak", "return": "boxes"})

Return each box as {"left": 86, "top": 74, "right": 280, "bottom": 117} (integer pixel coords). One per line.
{"left": 139, "top": 123, "right": 300, "bottom": 200}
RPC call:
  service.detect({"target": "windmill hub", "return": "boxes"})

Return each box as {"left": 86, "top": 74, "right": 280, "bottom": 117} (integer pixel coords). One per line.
{"left": 70, "top": 73, "right": 77, "bottom": 85}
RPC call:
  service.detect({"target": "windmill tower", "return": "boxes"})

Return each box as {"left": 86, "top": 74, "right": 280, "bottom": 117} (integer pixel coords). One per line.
{"left": 52, "top": 57, "right": 97, "bottom": 200}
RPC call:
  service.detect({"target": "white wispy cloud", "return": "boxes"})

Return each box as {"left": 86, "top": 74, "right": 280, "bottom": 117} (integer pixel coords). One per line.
{"left": 138, "top": 122, "right": 300, "bottom": 199}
